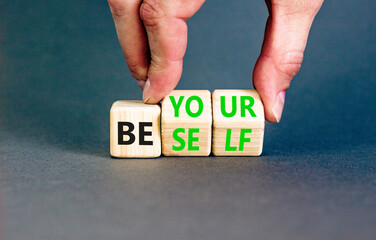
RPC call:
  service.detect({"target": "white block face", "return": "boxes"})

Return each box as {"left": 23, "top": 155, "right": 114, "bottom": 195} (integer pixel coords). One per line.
{"left": 161, "top": 90, "right": 212, "bottom": 156}
{"left": 110, "top": 101, "right": 161, "bottom": 158}
{"left": 212, "top": 90, "right": 265, "bottom": 156}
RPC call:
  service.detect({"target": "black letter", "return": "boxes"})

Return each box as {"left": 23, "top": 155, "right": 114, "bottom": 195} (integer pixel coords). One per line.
{"left": 139, "top": 122, "right": 153, "bottom": 145}
{"left": 118, "top": 122, "right": 135, "bottom": 145}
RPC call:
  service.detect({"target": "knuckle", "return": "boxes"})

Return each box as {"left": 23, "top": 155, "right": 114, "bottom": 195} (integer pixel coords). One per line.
{"left": 272, "top": 0, "right": 323, "bottom": 17}
{"left": 304, "top": 0, "right": 323, "bottom": 15}
{"left": 140, "top": 0, "right": 165, "bottom": 27}
{"left": 276, "top": 51, "right": 304, "bottom": 79}
{"left": 108, "top": 0, "right": 127, "bottom": 17}
{"left": 108, "top": 0, "right": 138, "bottom": 18}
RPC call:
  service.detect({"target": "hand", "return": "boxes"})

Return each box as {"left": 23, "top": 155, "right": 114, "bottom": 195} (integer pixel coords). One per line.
{"left": 253, "top": 0, "right": 323, "bottom": 122}
{"left": 108, "top": 0, "right": 323, "bottom": 123}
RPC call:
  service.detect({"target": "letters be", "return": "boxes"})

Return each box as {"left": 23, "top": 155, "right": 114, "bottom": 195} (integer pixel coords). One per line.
{"left": 118, "top": 122, "right": 153, "bottom": 146}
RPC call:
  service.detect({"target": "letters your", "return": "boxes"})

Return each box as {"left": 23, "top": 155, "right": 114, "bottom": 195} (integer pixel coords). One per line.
{"left": 169, "top": 95, "right": 257, "bottom": 152}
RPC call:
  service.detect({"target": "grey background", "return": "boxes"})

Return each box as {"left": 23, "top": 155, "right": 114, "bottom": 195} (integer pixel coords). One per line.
{"left": 1, "top": 0, "right": 376, "bottom": 239}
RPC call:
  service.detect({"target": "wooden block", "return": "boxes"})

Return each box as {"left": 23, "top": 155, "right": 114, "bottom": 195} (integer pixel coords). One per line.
{"left": 212, "top": 89, "right": 265, "bottom": 156}
{"left": 110, "top": 101, "right": 161, "bottom": 158}
{"left": 161, "top": 90, "right": 212, "bottom": 156}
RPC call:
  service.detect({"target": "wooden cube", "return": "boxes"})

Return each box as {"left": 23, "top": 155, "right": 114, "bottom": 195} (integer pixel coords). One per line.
{"left": 212, "top": 90, "right": 265, "bottom": 156}
{"left": 110, "top": 101, "right": 161, "bottom": 158}
{"left": 161, "top": 90, "right": 212, "bottom": 156}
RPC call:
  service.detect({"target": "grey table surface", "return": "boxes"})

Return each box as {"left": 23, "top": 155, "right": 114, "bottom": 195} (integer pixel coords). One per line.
{"left": 1, "top": 0, "right": 376, "bottom": 239}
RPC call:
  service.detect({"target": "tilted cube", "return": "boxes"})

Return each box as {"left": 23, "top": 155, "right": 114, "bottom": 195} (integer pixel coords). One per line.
{"left": 212, "top": 90, "right": 265, "bottom": 156}
{"left": 110, "top": 101, "right": 161, "bottom": 158}
{"left": 161, "top": 90, "right": 212, "bottom": 156}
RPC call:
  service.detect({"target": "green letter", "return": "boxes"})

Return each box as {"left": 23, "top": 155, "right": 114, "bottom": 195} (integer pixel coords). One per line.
{"left": 188, "top": 128, "right": 200, "bottom": 151}
{"left": 220, "top": 96, "right": 237, "bottom": 118}
{"left": 185, "top": 96, "right": 203, "bottom": 118}
{"left": 170, "top": 96, "right": 184, "bottom": 117}
{"left": 172, "top": 128, "right": 185, "bottom": 151}
{"left": 225, "top": 129, "right": 237, "bottom": 151}
{"left": 239, "top": 129, "right": 252, "bottom": 151}
{"left": 240, "top": 96, "right": 256, "bottom": 117}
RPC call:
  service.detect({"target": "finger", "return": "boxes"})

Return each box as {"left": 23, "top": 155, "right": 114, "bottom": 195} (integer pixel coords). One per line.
{"left": 140, "top": 0, "right": 205, "bottom": 103}
{"left": 108, "top": 0, "right": 149, "bottom": 87}
{"left": 253, "top": 0, "right": 323, "bottom": 122}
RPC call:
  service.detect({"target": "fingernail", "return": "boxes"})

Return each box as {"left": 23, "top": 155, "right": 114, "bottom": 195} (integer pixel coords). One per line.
{"left": 272, "top": 91, "right": 286, "bottom": 123}
{"left": 142, "top": 79, "right": 151, "bottom": 103}
{"left": 136, "top": 80, "right": 146, "bottom": 90}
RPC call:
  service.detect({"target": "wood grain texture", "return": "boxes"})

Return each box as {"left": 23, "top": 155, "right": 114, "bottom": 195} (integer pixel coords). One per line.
{"left": 161, "top": 90, "right": 212, "bottom": 156}
{"left": 110, "top": 101, "right": 161, "bottom": 158}
{"left": 212, "top": 90, "right": 265, "bottom": 156}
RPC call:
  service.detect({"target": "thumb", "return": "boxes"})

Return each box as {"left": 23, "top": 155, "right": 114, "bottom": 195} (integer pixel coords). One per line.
{"left": 253, "top": 1, "right": 323, "bottom": 122}
{"left": 140, "top": 0, "right": 205, "bottom": 103}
